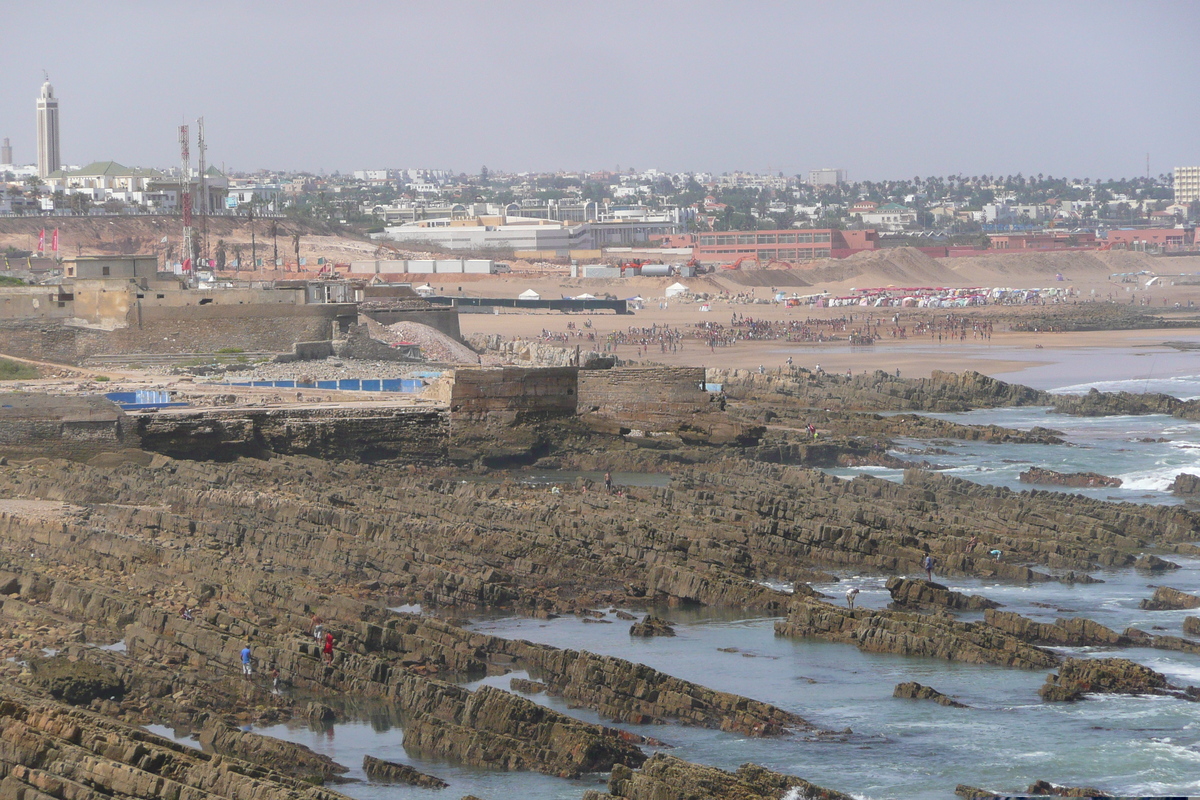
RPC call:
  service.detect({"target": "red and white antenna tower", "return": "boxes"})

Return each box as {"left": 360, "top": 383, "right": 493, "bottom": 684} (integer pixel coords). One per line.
{"left": 179, "top": 124, "right": 192, "bottom": 272}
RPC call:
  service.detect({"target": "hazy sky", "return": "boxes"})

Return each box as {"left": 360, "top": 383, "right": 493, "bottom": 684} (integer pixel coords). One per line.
{"left": 4, "top": 1, "right": 1197, "bottom": 180}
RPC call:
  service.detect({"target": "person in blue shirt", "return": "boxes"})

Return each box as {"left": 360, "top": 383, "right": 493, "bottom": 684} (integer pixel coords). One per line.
{"left": 241, "top": 644, "right": 252, "bottom": 678}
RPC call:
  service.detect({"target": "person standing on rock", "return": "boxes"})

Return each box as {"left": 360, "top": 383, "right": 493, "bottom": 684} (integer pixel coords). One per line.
{"left": 604, "top": 472, "right": 612, "bottom": 494}
{"left": 323, "top": 631, "right": 334, "bottom": 664}
{"left": 846, "top": 587, "right": 859, "bottom": 609}
{"left": 923, "top": 554, "right": 935, "bottom": 581}
{"left": 241, "top": 644, "right": 252, "bottom": 679}
{"left": 310, "top": 613, "right": 323, "bottom": 643}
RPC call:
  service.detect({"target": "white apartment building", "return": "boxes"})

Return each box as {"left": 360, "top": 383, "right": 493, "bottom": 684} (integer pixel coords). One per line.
{"left": 1176, "top": 166, "right": 1200, "bottom": 204}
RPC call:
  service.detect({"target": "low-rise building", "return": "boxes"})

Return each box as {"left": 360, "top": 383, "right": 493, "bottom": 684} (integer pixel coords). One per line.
{"left": 857, "top": 203, "right": 917, "bottom": 231}
{"left": 989, "top": 232, "right": 1098, "bottom": 250}
{"left": 693, "top": 228, "right": 878, "bottom": 263}
{"left": 1106, "top": 228, "right": 1194, "bottom": 250}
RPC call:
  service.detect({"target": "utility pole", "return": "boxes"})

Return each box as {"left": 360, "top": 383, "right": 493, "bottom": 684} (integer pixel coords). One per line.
{"left": 249, "top": 207, "right": 256, "bottom": 270}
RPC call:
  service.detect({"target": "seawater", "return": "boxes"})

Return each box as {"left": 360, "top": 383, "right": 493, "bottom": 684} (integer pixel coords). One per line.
{"left": 200, "top": 561, "right": 1200, "bottom": 800}
{"left": 162, "top": 367, "right": 1200, "bottom": 799}
{"left": 826, "top": 408, "right": 1200, "bottom": 504}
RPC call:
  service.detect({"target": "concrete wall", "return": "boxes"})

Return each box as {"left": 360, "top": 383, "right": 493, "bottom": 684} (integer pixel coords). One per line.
{"left": 578, "top": 367, "right": 713, "bottom": 430}
{"left": 0, "top": 394, "right": 129, "bottom": 461}
{"left": 358, "top": 306, "right": 462, "bottom": 342}
{"left": 0, "top": 286, "right": 74, "bottom": 321}
{"left": 449, "top": 367, "right": 578, "bottom": 420}
{"left": 0, "top": 304, "right": 351, "bottom": 364}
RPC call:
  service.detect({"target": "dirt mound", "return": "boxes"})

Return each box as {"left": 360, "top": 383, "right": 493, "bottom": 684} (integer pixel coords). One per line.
{"left": 799, "top": 247, "right": 962, "bottom": 288}
{"left": 368, "top": 319, "right": 479, "bottom": 364}
{"left": 718, "top": 270, "right": 811, "bottom": 288}
{"left": 945, "top": 250, "right": 1118, "bottom": 284}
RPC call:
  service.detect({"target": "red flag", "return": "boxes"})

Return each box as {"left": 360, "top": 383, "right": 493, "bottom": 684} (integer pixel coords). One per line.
{"left": 37, "top": 229, "right": 45, "bottom": 254}
{"left": 182, "top": 257, "right": 192, "bottom": 272}
{"left": 51, "top": 229, "right": 59, "bottom": 254}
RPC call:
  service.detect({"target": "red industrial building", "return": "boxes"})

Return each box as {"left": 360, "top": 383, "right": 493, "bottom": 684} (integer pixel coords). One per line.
{"left": 693, "top": 229, "right": 879, "bottom": 263}
{"left": 1106, "top": 228, "right": 1194, "bottom": 250}
{"left": 989, "top": 231, "right": 1098, "bottom": 250}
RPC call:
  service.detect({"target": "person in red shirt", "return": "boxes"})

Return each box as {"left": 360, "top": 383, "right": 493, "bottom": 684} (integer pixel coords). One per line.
{"left": 323, "top": 631, "right": 334, "bottom": 663}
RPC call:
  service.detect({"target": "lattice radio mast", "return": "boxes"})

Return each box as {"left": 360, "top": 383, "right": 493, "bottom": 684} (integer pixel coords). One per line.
{"left": 179, "top": 124, "right": 192, "bottom": 275}
{"left": 197, "top": 117, "right": 209, "bottom": 261}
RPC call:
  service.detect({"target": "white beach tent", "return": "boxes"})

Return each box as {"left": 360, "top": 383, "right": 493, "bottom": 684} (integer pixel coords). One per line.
{"left": 665, "top": 282, "right": 690, "bottom": 298}
{"left": 415, "top": 283, "right": 436, "bottom": 297}
{"left": 574, "top": 293, "right": 597, "bottom": 300}
{"left": 519, "top": 289, "right": 541, "bottom": 300}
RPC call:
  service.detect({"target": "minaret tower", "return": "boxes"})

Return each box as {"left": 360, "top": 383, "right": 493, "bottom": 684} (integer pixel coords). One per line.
{"left": 36, "top": 73, "right": 61, "bottom": 178}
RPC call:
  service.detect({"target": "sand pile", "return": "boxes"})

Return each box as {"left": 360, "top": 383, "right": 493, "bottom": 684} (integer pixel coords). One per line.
{"left": 800, "top": 247, "right": 962, "bottom": 288}
{"left": 945, "top": 251, "right": 1117, "bottom": 284}
{"left": 370, "top": 319, "right": 480, "bottom": 364}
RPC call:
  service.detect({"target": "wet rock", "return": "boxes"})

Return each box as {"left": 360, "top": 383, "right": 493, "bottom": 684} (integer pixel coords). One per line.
{"left": 1018, "top": 467, "right": 1121, "bottom": 488}
{"left": 983, "top": 609, "right": 1127, "bottom": 647}
{"left": 886, "top": 577, "right": 1000, "bottom": 611}
{"left": 1169, "top": 472, "right": 1200, "bottom": 496}
{"left": 1139, "top": 586, "right": 1200, "bottom": 610}
{"left": 1027, "top": 778, "right": 1111, "bottom": 796}
{"left": 509, "top": 677, "right": 546, "bottom": 694}
{"left": 199, "top": 719, "right": 349, "bottom": 782}
{"left": 893, "top": 682, "right": 968, "bottom": 708}
{"left": 1184, "top": 617, "right": 1200, "bottom": 637}
{"left": 1051, "top": 388, "right": 1199, "bottom": 419}
{"left": 363, "top": 754, "right": 448, "bottom": 788}
{"left": 775, "top": 597, "right": 1058, "bottom": 670}
{"left": 954, "top": 785, "right": 999, "bottom": 799}
{"left": 1134, "top": 554, "right": 1181, "bottom": 572}
{"left": 306, "top": 701, "right": 337, "bottom": 723}
{"left": 614, "top": 610, "right": 637, "bottom": 620}
{"left": 600, "top": 753, "right": 855, "bottom": 800}
{"left": 0, "top": 692, "right": 351, "bottom": 800}
{"left": 397, "top": 683, "right": 648, "bottom": 778}
{"left": 629, "top": 615, "right": 676, "bottom": 637}
{"left": 27, "top": 656, "right": 123, "bottom": 706}
{"left": 1039, "top": 657, "right": 1177, "bottom": 702}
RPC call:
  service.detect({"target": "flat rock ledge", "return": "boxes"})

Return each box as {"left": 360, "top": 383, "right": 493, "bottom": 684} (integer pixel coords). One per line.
{"left": 1039, "top": 657, "right": 1198, "bottom": 703}
{"left": 886, "top": 577, "right": 1000, "bottom": 611}
{"left": 362, "top": 754, "right": 448, "bottom": 788}
{"left": 582, "top": 753, "right": 855, "bottom": 800}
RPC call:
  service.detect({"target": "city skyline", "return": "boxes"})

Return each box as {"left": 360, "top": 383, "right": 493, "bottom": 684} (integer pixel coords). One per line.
{"left": 2, "top": 1, "right": 1198, "bottom": 180}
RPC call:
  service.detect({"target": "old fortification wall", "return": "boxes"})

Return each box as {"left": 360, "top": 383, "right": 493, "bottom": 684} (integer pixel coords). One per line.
{"left": 134, "top": 406, "right": 448, "bottom": 463}
{"left": 0, "top": 394, "right": 130, "bottom": 461}
{"left": 578, "top": 367, "right": 715, "bottom": 430}
{"left": 450, "top": 367, "right": 579, "bottom": 421}
{"left": 0, "top": 304, "right": 354, "bottom": 364}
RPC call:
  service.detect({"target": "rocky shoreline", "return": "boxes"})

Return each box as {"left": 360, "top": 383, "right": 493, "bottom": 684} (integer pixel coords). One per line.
{"left": 2, "top": 367, "right": 1199, "bottom": 798}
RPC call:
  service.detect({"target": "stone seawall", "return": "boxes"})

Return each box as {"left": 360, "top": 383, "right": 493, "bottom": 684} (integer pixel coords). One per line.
{"left": 578, "top": 367, "right": 714, "bottom": 431}
{"left": 133, "top": 405, "right": 449, "bottom": 462}
{"left": 0, "top": 394, "right": 131, "bottom": 461}
{"left": 0, "top": 306, "right": 353, "bottom": 365}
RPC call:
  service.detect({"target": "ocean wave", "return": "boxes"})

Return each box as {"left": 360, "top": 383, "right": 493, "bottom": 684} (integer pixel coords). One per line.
{"left": 1052, "top": 374, "right": 1200, "bottom": 400}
